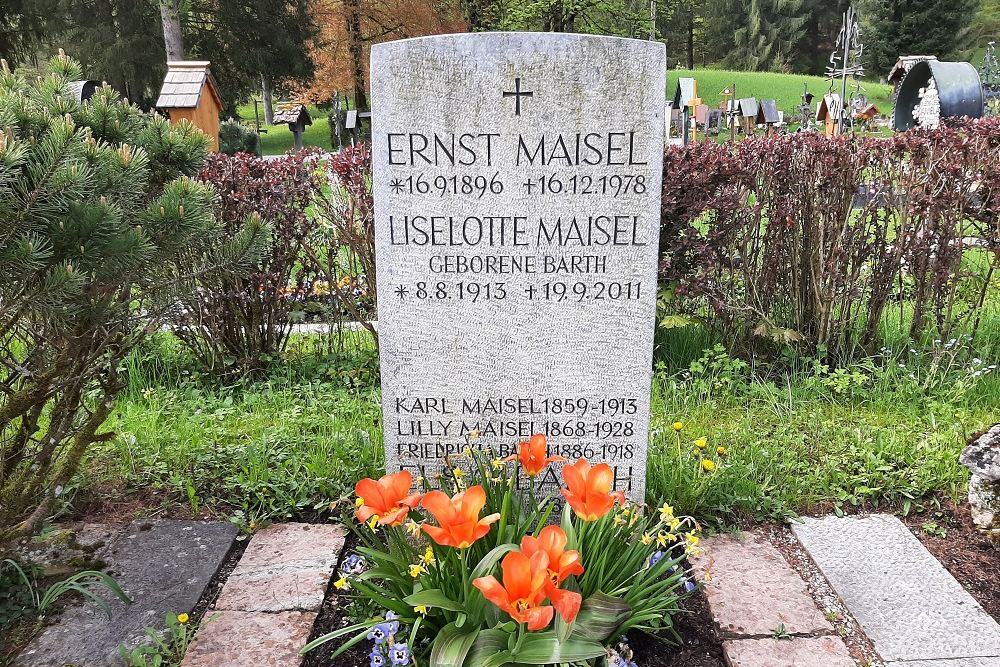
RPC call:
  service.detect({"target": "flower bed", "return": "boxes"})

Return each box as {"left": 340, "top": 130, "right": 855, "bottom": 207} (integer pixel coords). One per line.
{"left": 306, "top": 435, "right": 703, "bottom": 667}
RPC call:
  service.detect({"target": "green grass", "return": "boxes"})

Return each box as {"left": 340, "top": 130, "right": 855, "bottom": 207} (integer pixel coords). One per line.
{"left": 76, "top": 319, "right": 998, "bottom": 529}
{"left": 233, "top": 69, "right": 895, "bottom": 155}
{"left": 235, "top": 104, "right": 333, "bottom": 155}
{"left": 667, "top": 69, "right": 894, "bottom": 118}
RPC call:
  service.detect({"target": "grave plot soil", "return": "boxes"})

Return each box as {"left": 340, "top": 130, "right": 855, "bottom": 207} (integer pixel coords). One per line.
{"left": 303, "top": 534, "right": 724, "bottom": 667}
{"left": 902, "top": 500, "right": 1000, "bottom": 622}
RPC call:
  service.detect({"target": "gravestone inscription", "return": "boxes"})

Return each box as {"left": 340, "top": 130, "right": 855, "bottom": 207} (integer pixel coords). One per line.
{"left": 371, "top": 33, "right": 665, "bottom": 499}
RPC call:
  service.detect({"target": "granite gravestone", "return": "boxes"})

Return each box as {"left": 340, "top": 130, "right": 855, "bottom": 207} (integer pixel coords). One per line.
{"left": 371, "top": 33, "right": 665, "bottom": 499}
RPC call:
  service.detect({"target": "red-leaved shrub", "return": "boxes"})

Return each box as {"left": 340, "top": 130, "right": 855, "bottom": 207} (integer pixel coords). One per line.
{"left": 660, "top": 119, "right": 1000, "bottom": 357}
{"left": 171, "top": 151, "right": 324, "bottom": 374}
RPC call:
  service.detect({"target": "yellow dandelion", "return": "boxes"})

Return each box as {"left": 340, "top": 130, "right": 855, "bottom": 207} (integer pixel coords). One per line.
{"left": 694, "top": 437, "right": 707, "bottom": 449}
{"left": 177, "top": 613, "right": 189, "bottom": 625}
{"left": 672, "top": 421, "right": 684, "bottom": 431}
{"left": 702, "top": 459, "right": 716, "bottom": 473}
{"left": 716, "top": 446, "right": 728, "bottom": 456}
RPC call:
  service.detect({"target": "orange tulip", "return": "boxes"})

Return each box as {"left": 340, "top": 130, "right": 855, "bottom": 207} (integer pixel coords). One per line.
{"left": 560, "top": 459, "right": 623, "bottom": 522}
{"left": 421, "top": 485, "right": 501, "bottom": 549}
{"left": 520, "top": 525, "right": 583, "bottom": 624}
{"left": 355, "top": 470, "right": 421, "bottom": 526}
{"left": 507, "top": 434, "right": 565, "bottom": 477}
{"left": 473, "top": 550, "right": 554, "bottom": 631}
{"left": 521, "top": 525, "right": 584, "bottom": 584}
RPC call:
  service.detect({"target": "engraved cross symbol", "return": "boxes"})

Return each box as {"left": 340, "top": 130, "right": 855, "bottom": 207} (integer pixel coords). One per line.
{"left": 502, "top": 77, "right": 533, "bottom": 116}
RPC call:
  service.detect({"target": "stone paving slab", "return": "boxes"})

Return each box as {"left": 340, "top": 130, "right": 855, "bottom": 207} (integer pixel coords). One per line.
{"left": 235, "top": 522, "right": 344, "bottom": 571}
{"left": 723, "top": 636, "right": 856, "bottom": 667}
{"left": 15, "top": 520, "right": 238, "bottom": 667}
{"left": 179, "top": 610, "right": 317, "bottom": 667}
{"left": 692, "top": 533, "right": 834, "bottom": 638}
{"left": 214, "top": 564, "right": 332, "bottom": 612}
{"left": 792, "top": 514, "right": 1000, "bottom": 663}
{"left": 886, "top": 659, "right": 1000, "bottom": 666}
{"left": 213, "top": 522, "right": 345, "bottom": 613}
{"left": 180, "top": 522, "right": 347, "bottom": 666}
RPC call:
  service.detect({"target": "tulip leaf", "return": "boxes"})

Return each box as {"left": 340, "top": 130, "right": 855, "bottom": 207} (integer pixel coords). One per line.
{"left": 470, "top": 543, "right": 519, "bottom": 579}
{"left": 404, "top": 589, "right": 465, "bottom": 612}
{"left": 464, "top": 629, "right": 512, "bottom": 667}
{"left": 430, "top": 622, "right": 480, "bottom": 667}
{"left": 561, "top": 504, "right": 577, "bottom": 549}
{"left": 299, "top": 618, "right": 381, "bottom": 654}
{"left": 572, "top": 592, "right": 632, "bottom": 642}
{"left": 511, "top": 632, "right": 606, "bottom": 664}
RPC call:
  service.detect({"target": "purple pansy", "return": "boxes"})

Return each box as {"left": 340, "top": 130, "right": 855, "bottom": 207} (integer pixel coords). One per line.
{"left": 389, "top": 642, "right": 411, "bottom": 665}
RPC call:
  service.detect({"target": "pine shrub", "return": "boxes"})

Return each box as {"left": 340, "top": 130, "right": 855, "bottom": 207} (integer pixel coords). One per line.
{"left": 0, "top": 52, "right": 270, "bottom": 542}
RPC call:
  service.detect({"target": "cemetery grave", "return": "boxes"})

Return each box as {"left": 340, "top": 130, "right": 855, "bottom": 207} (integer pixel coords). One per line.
{"left": 3, "top": 15, "right": 1000, "bottom": 667}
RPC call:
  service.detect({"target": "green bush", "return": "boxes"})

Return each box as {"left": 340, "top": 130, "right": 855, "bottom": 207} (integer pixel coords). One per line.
{"left": 219, "top": 119, "right": 259, "bottom": 155}
{"left": 0, "top": 52, "right": 269, "bottom": 542}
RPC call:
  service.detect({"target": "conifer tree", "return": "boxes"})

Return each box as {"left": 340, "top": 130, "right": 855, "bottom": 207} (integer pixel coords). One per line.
{"left": 0, "top": 52, "right": 270, "bottom": 542}
{"left": 701, "top": 0, "right": 808, "bottom": 72}
{"left": 862, "top": 0, "right": 976, "bottom": 76}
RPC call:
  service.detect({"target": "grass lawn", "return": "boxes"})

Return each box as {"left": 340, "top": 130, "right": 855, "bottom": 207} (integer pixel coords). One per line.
{"left": 667, "top": 68, "right": 894, "bottom": 118}
{"left": 78, "top": 322, "right": 997, "bottom": 530}
{"left": 234, "top": 69, "right": 895, "bottom": 155}
{"left": 235, "top": 103, "right": 333, "bottom": 155}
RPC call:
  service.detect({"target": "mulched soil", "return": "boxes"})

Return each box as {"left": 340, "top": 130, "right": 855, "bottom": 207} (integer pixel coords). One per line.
{"left": 901, "top": 500, "right": 1000, "bottom": 621}
{"left": 302, "top": 533, "right": 725, "bottom": 667}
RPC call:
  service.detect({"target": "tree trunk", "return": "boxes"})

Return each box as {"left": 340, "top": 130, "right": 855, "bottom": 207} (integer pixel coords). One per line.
{"left": 261, "top": 73, "right": 274, "bottom": 125}
{"left": 686, "top": 14, "right": 695, "bottom": 69}
{"left": 345, "top": 0, "right": 368, "bottom": 111}
{"left": 159, "top": 0, "right": 185, "bottom": 62}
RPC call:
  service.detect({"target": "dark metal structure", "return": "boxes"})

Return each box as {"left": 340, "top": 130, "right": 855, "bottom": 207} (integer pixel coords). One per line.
{"left": 893, "top": 60, "right": 984, "bottom": 131}
{"left": 68, "top": 80, "right": 99, "bottom": 103}
{"left": 826, "top": 4, "right": 865, "bottom": 133}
